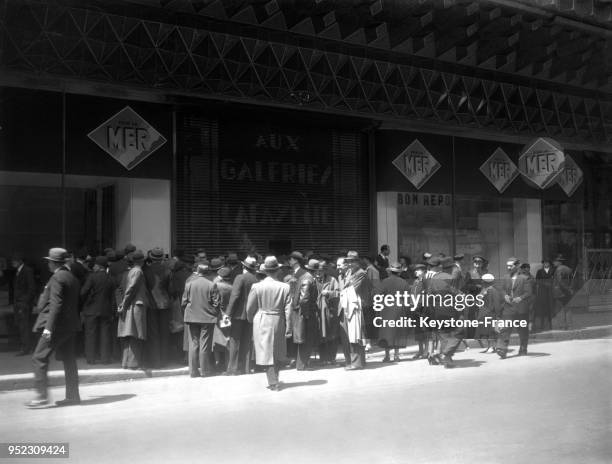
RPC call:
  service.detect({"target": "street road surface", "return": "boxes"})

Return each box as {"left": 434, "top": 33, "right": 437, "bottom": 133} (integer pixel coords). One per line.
{"left": 1, "top": 338, "right": 611, "bottom": 464}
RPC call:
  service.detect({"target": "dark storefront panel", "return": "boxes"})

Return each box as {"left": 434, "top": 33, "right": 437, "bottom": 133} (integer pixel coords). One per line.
{"left": 0, "top": 88, "right": 62, "bottom": 173}
{"left": 176, "top": 111, "right": 369, "bottom": 257}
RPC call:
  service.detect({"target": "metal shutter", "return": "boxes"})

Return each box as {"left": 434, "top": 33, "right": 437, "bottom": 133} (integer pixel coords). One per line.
{"left": 175, "top": 111, "right": 369, "bottom": 258}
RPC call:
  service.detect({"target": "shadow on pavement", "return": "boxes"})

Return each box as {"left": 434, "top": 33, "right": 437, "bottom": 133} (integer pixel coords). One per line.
{"left": 79, "top": 394, "right": 137, "bottom": 406}
{"left": 448, "top": 358, "right": 486, "bottom": 368}
{"left": 512, "top": 352, "right": 551, "bottom": 358}
{"left": 280, "top": 379, "right": 328, "bottom": 389}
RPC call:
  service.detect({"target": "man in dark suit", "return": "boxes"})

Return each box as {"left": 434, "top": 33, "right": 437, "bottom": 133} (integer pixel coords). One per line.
{"left": 551, "top": 254, "right": 573, "bottom": 330}
{"left": 11, "top": 252, "right": 37, "bottom": 355}
{"left": 225, "top": 257, "right": 258, "bottom": 375}
{"left": 80, "top": 256, "right": 115, "bottom": 364}
{"left": 427, "top": 257, "right": 463, "bottom": 368}
{"left": 182, "top": 264, "right": 220, "bottom": 377}
{"left": 496, "top": 257, "right": 533, "bottom": 358}
{"left": 27, "top": 248, "right": 81, "bottom": 408}
{"left": 288, "top": 252, "right": 319, "bottom": 371}
{"left": 375, "top": 245, "right": 390, "bottom": 280}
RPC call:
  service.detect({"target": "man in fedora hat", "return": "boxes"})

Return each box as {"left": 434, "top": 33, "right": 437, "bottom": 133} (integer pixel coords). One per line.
{"left": 288, "top": 254, "right": 319, "bottom": 371}
{"left": 247, "top": 256, "right": 292, "bottom": 390}
{"left": 225, "top": 256, "right": 259, "bottom": 375}
{"left": 551, "top": 254, "right": 573, "bottom": 330}
{"left": 534, "top": 258, "right": 555, "bottom": 331}
{"left": 182, "top": 263, "right": 220, "bottom": 377}
{"left": 314, "top": 258, "right": 341, "bottom": 365}
{"left": 338, "top": 252, "right": 370, "bottom": 370}
{"left": 80, "top": 256, "right": 115, "bottom": 365}
{"left": 143, "top": 247, "right": 172, "bottom": 368}
{"left": 496, "top": 257, "right": 532, "bottom": 358}
{"left": 375, "top": 245, "right": 390, "bottom": 280}
{"left": 27, "top": 248, "right": 81, "bottom": 408}
{"left": 377, "top": 262, "right": 411, "bottom": 362}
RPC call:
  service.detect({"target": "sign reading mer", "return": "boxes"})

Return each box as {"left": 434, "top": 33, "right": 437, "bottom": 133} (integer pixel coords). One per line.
{"left": 518, "top": 138, "right": 565, "bottom": 189}
{"left": 88, "top": 106, "right": 167, "bottom": 170}
{"left": 392, "top": 139, "right": 440, "bottom": 190}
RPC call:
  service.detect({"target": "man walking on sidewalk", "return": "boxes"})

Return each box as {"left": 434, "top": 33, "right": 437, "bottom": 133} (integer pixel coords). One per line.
{"left": 27, "top": 248, "right": 81, "bottom": 408}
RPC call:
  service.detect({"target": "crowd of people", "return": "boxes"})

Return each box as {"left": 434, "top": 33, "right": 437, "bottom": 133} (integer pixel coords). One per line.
{"left": 3, "top": 243, "right": 574, "bottom": 405}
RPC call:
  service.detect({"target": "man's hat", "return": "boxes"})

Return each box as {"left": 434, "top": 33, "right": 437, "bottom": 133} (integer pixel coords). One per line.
{"left": 482, "top": 273, "right": 495, "bottom": 283}
{"left": 197, "top": 263, "right": 208, "bottom": 274}
{"left": 422, "top": 252, "right": 432, "bottom": 261}
{"left": 345, "top": 250, "right": 360, "bottom": 262}
{"left": 289, "top": 251, "right": 305, "bottom": 263}
{"left": 305, "top": 259, "right": 321, "bottom": 271}
{"left": 124, "top": 243, "right": 136, "bottom": 255}
{"left": 242, "top": 256, "right": 258, "bottom": 271}
{"left": 217, "top": 267, "right": 231, "bottom": 279}
{"left": 149, "top": 247, "right": 164, "bottom": 261}
{"left": 554, "top": 254, "right": 567, "bottom": 262}
{"left": 95, "top": 256, "right": 109, "bottom": 267}
{"left": 263, "top": 256, "right": 280, "bottom": 272}
{"left": 441, "top": 257, "right": 455, "bottom": 269}
{"left": 520, "top": 263, "right": 531, "bottom": 269}
{"left": 413, "top": 263, "right": 427, "bottom": 271}
{"left": 453, "top": 253, "right": 464, "bottom": 261}
{"left": 44, "top": 248, "right": 68, "bottom": 263}
{"left": 209, "top": 258, "right": 223, "bottom": 271}
{"left": 387, "top": 262, "right": 402, "bottom": 273}
{"left": 127, "top": 250, "right": 145, "bottom": 264}
{"left": 506, "top": 257, "right": 520, "bottom": 265}
{"left": 115, "top": 249, "right": 125, "bottom": 260}
{"left": 226, "top": 253, "right": 239, "bottom": 265}
{"left": 427, "top": 256, "right": 442, "bottom": 267}
{"left": 472, "top": 255, "right": 486, "bottom": 263}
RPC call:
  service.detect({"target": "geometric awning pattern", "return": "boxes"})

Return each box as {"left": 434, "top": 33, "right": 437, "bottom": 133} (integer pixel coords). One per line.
{"left": 1, "top": 0, "right": 611, "bottom": 145}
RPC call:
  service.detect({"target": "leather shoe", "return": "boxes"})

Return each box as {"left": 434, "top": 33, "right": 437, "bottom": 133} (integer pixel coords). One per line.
{"left": 25, "top": 398, "right": 49, "bottom": 408}
{"left": 382, "top": 356, "right": 391, "bottom": 363}
{"left": 393, "top": 356, "right": 401, "bottom": 362}
{"left": 517, "top": 349, "right": 527, "bottom": 356}
{"left": 55, "top": 398, "right": 81, "bottom": 407}
{"left": 496, "top": 349, "right": 507, "bottom": 359}
{"left": 344, "top": 366, "right": 361, "bottom": 371}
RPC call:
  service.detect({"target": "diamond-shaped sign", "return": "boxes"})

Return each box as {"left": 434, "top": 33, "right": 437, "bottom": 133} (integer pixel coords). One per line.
{"left": 518, "top": 137, "right": 565, "bottom": 189}
{"left": 557, "top": 154, "right": 583, "bottom": 197}
{"left": 479, "top": 147, "right": 519, "bottom": 193}
{"left": 392, "top": 139, "right": 440, "bottom": 190}
{"left": 87, "top": 106, "right": 167, "bottom": 171}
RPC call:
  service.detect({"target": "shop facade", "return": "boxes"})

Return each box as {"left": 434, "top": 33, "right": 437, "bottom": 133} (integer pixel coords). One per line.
{"left": 1, "top": 0, "right": 611, "bottom": 315}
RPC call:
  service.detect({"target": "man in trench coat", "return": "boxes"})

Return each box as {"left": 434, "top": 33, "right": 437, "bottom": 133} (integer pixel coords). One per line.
{"left": 246, "top": 256, "right": 292, "bottom": 390}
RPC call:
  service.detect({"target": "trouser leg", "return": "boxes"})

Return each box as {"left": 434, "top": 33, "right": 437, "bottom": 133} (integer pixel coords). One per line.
{"left": 15, "top": 304, "right": 32, "bottom": 352}
{"left": 145, "top": 310, "right": 161, "bottom": 368}
{"left": 496, "top": 326, "right": 512, "bottom": 355}
{"left": 351, "top": 343, "right": 366, "bottom": 368}
{"left": 517, "top": 314, "right": 529, "bottom": 351}
{"left": 200, "top": 323, "right": 215, "bottom": 376}
{"left": 99, "top": 317, "right": 112, "bottom": 363}
{"left": 56, "top": 334, "right": 80, "bottom": 401}
{"left": 265, "top": 365, "right": 279, "bottom": 386}
{"left": 32, "top": 334, "right": 53, "bottom": 399}
{"left": 158, "top": 309, "right": 170, "bottom": 366}
{"left": 187, "top": 323, "right": 201, "bottom": 376}
{"left": 440, "top": 329, "right": 463, "bottom": 357}
{"left": 239, "top": 322, "right": 253, "bottom": 373}
{"left": 83, "top": 315, "right": 98, "bottom": 363}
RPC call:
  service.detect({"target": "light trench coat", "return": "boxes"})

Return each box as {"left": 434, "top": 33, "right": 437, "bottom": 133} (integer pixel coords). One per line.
{"left": 246, "top": 276, "right": 292, "bottom": 366}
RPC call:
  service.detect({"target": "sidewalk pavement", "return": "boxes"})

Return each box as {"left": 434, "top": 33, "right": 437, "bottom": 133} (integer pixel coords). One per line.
{"left": 1, "top": 323, "right": 610, "bottom": 392}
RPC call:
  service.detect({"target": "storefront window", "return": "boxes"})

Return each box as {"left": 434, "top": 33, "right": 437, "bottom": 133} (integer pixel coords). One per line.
{"left": 396, "top": 192, "right": 452, "bottom": 262}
